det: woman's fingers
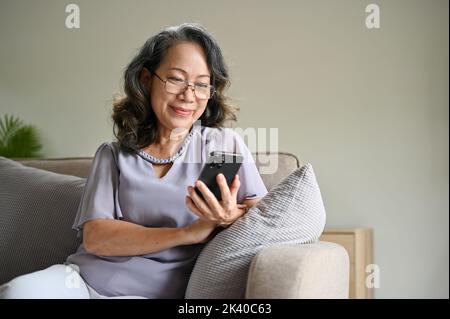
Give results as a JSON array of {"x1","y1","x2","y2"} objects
[
  {"x1": 185, "y1": 196, "x2": 216, "y2": 222},
  {"x1": 216, "y1": 174, "x2": 231, "y2": 204},
  {"x1": 229, "y1": 175, "x2": 240, "y2": 199},
  {"x1": 187, "y1": 185, "x2": 224, "y2": 223},
  {"x1": 194, "y1": 181, "x2": 222, "y2": 212},
  {"x1": 187, "y1": 186, "x2": 214, "y2": 218},
  {"x1": 185, "y1": 196, "x2": 203, "y2": 217},
  {"x1": 187, "y1": 174, "x2": 242, "y2": 225}
]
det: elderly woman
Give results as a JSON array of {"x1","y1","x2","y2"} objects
[{"x1": 0, "y1": 23, "x2": 267, "y2": 299}]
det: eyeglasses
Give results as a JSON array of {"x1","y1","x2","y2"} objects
[{"x1": 152, "y1": 72, "x2": 215, "y2": 100}]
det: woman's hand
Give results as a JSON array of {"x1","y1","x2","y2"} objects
[
  {"x1": 185, "y1": 174, "x2": 248, "y2": 226},
  {"x1": 183, "y1": 219, "x2": 219, "y2": 244}
]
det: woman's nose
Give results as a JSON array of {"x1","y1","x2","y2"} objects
[{"x1": 179, "y1": 85, "x2": 195, "y2": 102}]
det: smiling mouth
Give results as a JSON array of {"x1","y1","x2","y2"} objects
[{"x1": 170, "y1": 105, "x2": 194, "y2": 117}]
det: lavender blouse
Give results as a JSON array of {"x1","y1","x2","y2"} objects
[{"x1": 66, "y1": 125, "x2": 268, "y2": 298}]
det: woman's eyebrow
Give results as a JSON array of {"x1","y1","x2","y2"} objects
[{"x1": 167, "y1": 67, "x2": 210, "y2": 78}]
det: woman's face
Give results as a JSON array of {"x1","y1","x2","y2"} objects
[{"x1": 147, "y1": 42, "x2": 211, "y2": 132}]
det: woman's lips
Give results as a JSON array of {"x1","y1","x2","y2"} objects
[{"x1": 170, "y1": 105, "x2": 193, "y2": 117}]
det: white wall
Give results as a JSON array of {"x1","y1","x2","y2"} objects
[{"x1": 0, "y1": 0, "x2": 448, "y2": 298}]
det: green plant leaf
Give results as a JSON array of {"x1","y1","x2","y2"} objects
[
  {"x1": 0, "y1": 114, "x2": 42, "y2": 158},
  {"x1": 0, "y1": 114, "x2": 22, "y2": 145}
]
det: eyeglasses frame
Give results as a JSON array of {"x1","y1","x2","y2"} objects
[{"x1": 152, "y1": 72, "x2": 215, "y2": 100}]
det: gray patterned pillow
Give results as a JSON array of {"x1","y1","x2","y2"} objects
[
  {"x1": 0, "y1": 156, "x2": 84, "y2": 285},
  {"x1": 185, "y1": 163, "x2": 326, "y2": 299}
]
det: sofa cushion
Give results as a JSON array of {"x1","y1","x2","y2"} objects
[
  {"x1": 0, "y1": 156, "x2": 84, "y2": 285},
  {"x1": 185, "y1": 163, "x2": 327, "y2": 299}
]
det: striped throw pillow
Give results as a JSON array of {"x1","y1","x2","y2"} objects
[{"x1": 185, "y1": 163, "x2": 327, "y2": 299}]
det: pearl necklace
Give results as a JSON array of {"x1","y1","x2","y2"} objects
[{"x1": 138, "y1": 126, "x2": 197, "y2": 164}]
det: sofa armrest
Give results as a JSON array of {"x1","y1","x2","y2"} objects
[{"x1": 245, "y1": 241, "x2": 349, "y2": 299}]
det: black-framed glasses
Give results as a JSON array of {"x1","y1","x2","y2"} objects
[{"x1": 153, "y1": 72, "x2": 215, "y2": 100}]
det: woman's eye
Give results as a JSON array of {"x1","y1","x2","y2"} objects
[
  {"x1": 168, "y1": 77, "x2": 184, "y2": 83},
  {"x1": 195, "y1": 83, "x2": 209, "y2": 89}
]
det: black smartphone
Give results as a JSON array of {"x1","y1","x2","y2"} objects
[{"x1": 194, "y1": 151, "x2": 244, "y2": 201}]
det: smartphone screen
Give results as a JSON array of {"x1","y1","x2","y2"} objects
[{"x1": 194, "y1": 151, "x2": 243, "y2": 201}]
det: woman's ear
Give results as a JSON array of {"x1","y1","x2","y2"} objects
[{"x1": 139, "y1": 67, "x2": 152, "y2": 88}]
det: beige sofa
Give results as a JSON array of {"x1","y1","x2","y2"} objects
[{"x1": 10, "y1": 152, "x2": 349, "y2": 298}]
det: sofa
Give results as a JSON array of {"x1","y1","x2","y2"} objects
[{"x1": 0, "y1": 152, "x2": 349, "y2": 298}]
